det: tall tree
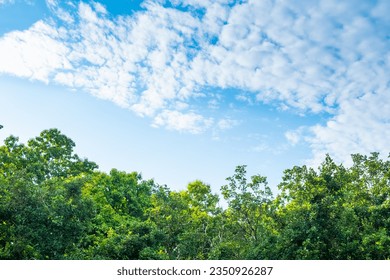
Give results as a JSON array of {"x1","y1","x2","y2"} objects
[
  {"x1": 149, "y1": 181, "x2": 221, "y2": 259},
  {"x1": 0, "y1": 129, "x2": 97, "y2": 259},
  {"x1": 274, "y1": 153, "x2": 390, "y2": 259},
  {"x1": 215, "y1": 165, "x2": 275, "y2": 259}
]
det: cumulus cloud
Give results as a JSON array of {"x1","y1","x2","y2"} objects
[
  {"x1": 217, "y1": 118, "x2": 240, "y2": 131},
  {"x1": 0, "y1": 21, "x2": 71, "y2": 82},
  {"x1": 307, "y1": 90, "x2": 390, "y2": 166},
  {"x1": 0, "y1": 0, "x2": 389, "y2": 161},
  {"x1": 152, "y1": 110, "x2": 213, "y2": 134},
  {"x1": 285, "y1": 130, "x2": 301, "y2": 146}
]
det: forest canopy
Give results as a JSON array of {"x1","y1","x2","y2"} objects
[{"x1": 0, "y1": 129, "x2": 389, "y2": 259}]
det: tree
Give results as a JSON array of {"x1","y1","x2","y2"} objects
[
  {"x1": 348, "y1": 153, "x2": 390, "y2": 259},
  {"x1": 177, "y1": 180, "x2": 221, "y2": 259},
  {"x1": 76, "y1": 170, "x2": 165, "y2": 260},
  {"x1": 215, "y1": 165, "x2": 275, "y2": 259},
  {"x1": 148, "y1": 181, "x2": 221, "y2": 259},
  {"x1": 148, "y1": 185, "x2": 191, "y2": 259},
  {"x1": 274, "y1": 153, "x2": 390, "y2": 259},
  {"x1": 0, "y1": 129, "x2": 97, "y2": 259},
  {"x1": 2, "y1": 128, "x2": 390, "y2": 260}
]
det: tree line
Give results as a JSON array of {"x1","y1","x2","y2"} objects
[{"x1": 0, "y1": 129, "x2": 389, "y2": 259}]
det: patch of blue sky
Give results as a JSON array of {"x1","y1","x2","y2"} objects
[
  {"x1": 0, "y1": 74, "x2": 310, "y2": 194},
  {"x1": 188, "y1": 86, "x2": 323, "y2": 162},
  {"x1": 0, "y1": 0, "x2": 50, "y2": 35},
  {"x1": 158, "y1": 0, "x2": 207, "y2": 14},
  {"x1": 0, "y1": 76, "x2": 258, "y2": 192},
  {"x1": 95, "y1": 0, "x2": 145, "y2": 17},
  {"x1": 192, "y1": 86, "x2": 327, "y2": 125}
]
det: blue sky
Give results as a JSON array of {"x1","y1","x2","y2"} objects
[{"x1": 0, "y1": 0, "x2": 389, "y2": 196}]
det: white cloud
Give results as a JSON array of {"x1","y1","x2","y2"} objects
[
  {"x1": 217, "y1": 118, "x2": 240, "y2": 130},
  {"x1": 285, "y1": 130, "x2": 301, "y2": 146},
  {"x1": 307, "y1": 90, "x2": 390, "y2": 166},
  {"x1": 152, "y1": 110, "x2": 213, "y2": 134},
  {"x1": 0, "y1": 21, "x2": 70, "y2": 83}
]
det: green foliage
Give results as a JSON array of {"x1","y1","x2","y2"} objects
[
  {"x1": 1, "y1": 129, "x2": 390, "y2": 259},
  {"x1": 0, "y1": 129, "x2": 97, "y2": 259},
  {"x1": 273, "y1": 154, "x2": 390, "y2": 259},
  {"x1": 148, "y1": 181, "x2": 221, "y2": 259},
  {"x1": 216, "y1": 166, "x2": 276, "y2": 259}
]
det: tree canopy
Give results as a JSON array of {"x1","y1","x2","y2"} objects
[{"x1": 1, "y1": 129, "x2": 389, "y2": 259}]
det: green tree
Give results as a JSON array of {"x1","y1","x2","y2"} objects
[
  {"x1": 0, "y1": 129, "x2": 97, "y2": 259},
  {"x1": 274, "y1": 153, "x2": 390, "y2": 259},
  {"x1": 2, "y1": 128, "x2": 390, "y2": 260},
  {"x1": 74, "y1": 170, "x2": 164, "y2": 260},
  {"x1": 348, "y1": 153, "x2": 390, "y2": 259},
  {"x1": 214, "y1": 165, "x2": 275, "y2": 259},
  {"x1": 149, "y1": 181, "x2": 220, "y2": 259},
  {"x1": 178, "y1": 180, "x2": 220, "y2": 259}
]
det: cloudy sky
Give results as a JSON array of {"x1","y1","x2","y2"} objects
[{"x1": 0, "y1": 0, "x2": 389, "y2": 194}]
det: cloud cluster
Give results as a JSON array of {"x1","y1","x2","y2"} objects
[
  {"x1": 308, "y1": 90, "x2": 390, "y2": 166},
  {"x1": 0, "y1": 0, "x2": 389, "y2": 162},
  {"x1": 0, "y1": 21, "x2": 70, "y2": 82}
]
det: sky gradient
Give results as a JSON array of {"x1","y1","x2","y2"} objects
[{"x1": 1, "y1": 0, "x2": 389, "y2": 195}]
